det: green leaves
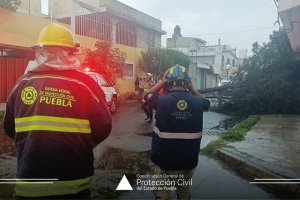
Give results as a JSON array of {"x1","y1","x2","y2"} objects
[
  {"x1": 137, "y1": 47, "x2": 190, "y2": 80},
  {"x1": 82, "y1": 39, "x2": 127, "y2": 94},
  {"x1": 229, "y1": 28, "x2": 300, "y2": 117},
  {"x1": 0, "y1": 0, "x2": 22, "y2": 12}
]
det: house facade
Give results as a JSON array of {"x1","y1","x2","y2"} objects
[
  {"x1": 167, "y1": 26, "x2": 238, "y2": 90},
  {"x1": 0, "y1": 0, "x2": 166, "y2": 102},
  {"x1": 278, "y1": 0, "x2": 300, "y2": 59}
]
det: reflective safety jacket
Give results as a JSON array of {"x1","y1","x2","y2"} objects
[
  {"x1": 3, "y1": 70, "x2": 112, "y2": 198},
  {"x1": 142, "y1": 81, "x2": 155, "y2": 102},
  {"x1": 144, "y1": 90, "x2": 210, "y2": 170}
]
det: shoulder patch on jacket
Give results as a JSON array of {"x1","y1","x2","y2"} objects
[{"x1": 146, "y1": 93, "x2": 153, "y2": 100}]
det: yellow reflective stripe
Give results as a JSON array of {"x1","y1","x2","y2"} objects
[
  {"x1": 15, "y1": 116, "x2": 89, "y2": 123},
  {"x1": 154, "y1": 126, "x2": 202, "y2": 139},
  {"x1": 142, "y1": 89, "x2": 149, "y2": 102},
  {"x1": 15, "y1": 116, "x2": 90, "y2": 134},
  {"x1": 182, "y1": 67, "x2": 186, "y2": 72},
  {"x1": 169, "y1": 67, "x2": 173, "y2": 74},
  {"x1": 15, "y1": 176, "x2": 92, "y2": 197}
]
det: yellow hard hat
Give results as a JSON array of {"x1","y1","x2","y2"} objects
[{"x1": 33, "y1": 23, "x2": 78, "y2": 49}]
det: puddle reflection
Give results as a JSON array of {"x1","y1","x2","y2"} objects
[
  {"x1": 94, "y1": 146, "x2": 152, "y2": 172},
  {"x1": 92, "y1": 146, "x2": 153, "y2": 199}
]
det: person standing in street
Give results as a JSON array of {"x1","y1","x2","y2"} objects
[
  {"x1": 3, "y1": 23, "x2": 112, "y2": 199},
  {"x1": 134, "y1": 76, "x2": 140, "y2": 95},
  {"x1": 139, "y1": 78, "x2": 144, "y2": 93},
  {"x1": 144, "y1": 64, "x2": 210, "y2": 200},
  {"x1": 141, "y1": 73, "x2": 155, "y2": 122}
]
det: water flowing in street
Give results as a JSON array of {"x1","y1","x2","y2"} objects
[{"x1": 0, "y1": 102, "x2": 278, "y2": 199}]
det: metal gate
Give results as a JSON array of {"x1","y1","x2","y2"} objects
[{"x1": 0, "y1": 57, "x2": 29, "y2": 103}]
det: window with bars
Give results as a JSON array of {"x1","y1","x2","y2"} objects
[
  {"x1": 148, "y1": 33, "x2": 155, "y2": 47},
  {"x1": 226, "y1": 58, "x2": 231, "y2": 65},
  {"x1": 197, "y1": 56, "x2": 215, "y2": 65},
  {"x1": 116, "y1": 22, "x2": 137, "y2": 47},
  {"x1": 123, "y1": 63, "x2": 134, "y2": 78},
  {"x1": 222, "y1": 55, "x2": 224, "y2": 68},
  {"x1": 75, "y1": 12, "x2": 112, "y2": 40}
]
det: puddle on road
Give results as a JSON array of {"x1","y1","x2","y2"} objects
[
  {"x1": 0, "y1": 115, "x2": 240, "y2": 199},
  {"x1": 94, "y1": 146, "x2": 151, "y2": 172},
  {"x1": 205, "y1": 117, "x2": 239, "y2": 133},
  {"x1": 92, "y1": 146, "x2": 153, "y2": 199},
  {"x1": 217, "y1": 117, "x2": 240, "y2": 130}
]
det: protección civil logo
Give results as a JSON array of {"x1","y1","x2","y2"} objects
[
  {"x1": 116, "y1": 174, "x2": 192, "y2": 191},
  {"x1": 136, "y1": 174, "x2": 192, "y2": 191}
]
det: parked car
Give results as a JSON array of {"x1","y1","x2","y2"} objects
[
  {"x1": 86, "y1": 71, "x2": 118, "y2": 114},
  {"x1": 218, "y1": 75, "x2": 234, "y2": 86}
]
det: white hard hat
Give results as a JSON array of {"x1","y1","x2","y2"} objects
[{"x1": 145, "y1": 73, "x2": 152, "y2": 77}]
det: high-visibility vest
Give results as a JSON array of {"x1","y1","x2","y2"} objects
[{"x1": 142, "y1": 88, "x2": 149, "y2": 102}]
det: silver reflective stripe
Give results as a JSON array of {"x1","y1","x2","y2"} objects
[{"x1": 154, "y1": 126, "x2": 202, "y2": 139}]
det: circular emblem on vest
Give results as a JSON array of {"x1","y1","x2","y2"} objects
[
  {"x1": 21, "y1": 86, "x2": 37, "y2": 105},
  {"x1": 177, "y1": 100, "x2": 188, "y2": 111}
]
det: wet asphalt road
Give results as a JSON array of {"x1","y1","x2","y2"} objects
[
  {"x1": 0, "y1": 101, "x2": 278, "y2": 199},
  {"x1": 90, "y1": 102, "x2": 277, "y2": 199}
]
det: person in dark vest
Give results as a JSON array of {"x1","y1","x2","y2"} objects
[{"x1": 144, "y1": 64, "x2": 210, "y2": 200}]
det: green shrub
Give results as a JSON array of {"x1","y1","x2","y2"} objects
[
  {"x1": 201, "y1": 139, "x2": 225, "y2": 156},
  {"x1": 200, "y1": 115, "x2": 260, "y2": 156},
  {"x1": 219, "y1": 129, "x2": 247, "y2": 142},
  {"x1": 219, "y1": 115, "x2": 260, "y2": 142},
  {"x1": 238, "y1": 115, "x2": 260, "y2": 128}
]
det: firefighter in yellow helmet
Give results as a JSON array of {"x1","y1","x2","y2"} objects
[
  {"x1": 141, "y1": 73, "x2": 155, "y2": 122},
  {"x1": 3, "y1": 23, "x2": 112, "y2": 199}
]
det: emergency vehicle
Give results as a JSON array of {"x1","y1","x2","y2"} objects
[{"x1": 86, "y1": 71, "x2": 118, "y2": 114}]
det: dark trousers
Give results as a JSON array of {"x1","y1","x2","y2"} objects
[{"x1": 141, "y1": 102, "x2": 153, "y2": 120}]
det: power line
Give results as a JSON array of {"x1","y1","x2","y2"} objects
[
  {"x1": 231, "y1": 34, "x2": 271, "y2": 46},
  {"x1": 70, "y1": 0, "x2": 277, "y2": 51},
  {"x1": 181, "y1": 27, "x2": 276, "y2": 37}
]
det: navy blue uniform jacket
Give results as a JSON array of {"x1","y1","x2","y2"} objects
[{"x1": 145, "y1": 90, "x2": 210, "y2": 170}]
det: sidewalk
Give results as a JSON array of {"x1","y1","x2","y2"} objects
[{"x1": 214, "y1": 115, "x2": 300, "y2": 197}]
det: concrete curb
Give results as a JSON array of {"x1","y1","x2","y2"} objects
[{"x1": 213, "y1": 147, "x2": 300, "y2": 198}]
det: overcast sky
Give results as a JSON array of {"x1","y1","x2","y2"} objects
[{"x1": 117, "y1": 0, "x2": 281, "y2": 57}]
